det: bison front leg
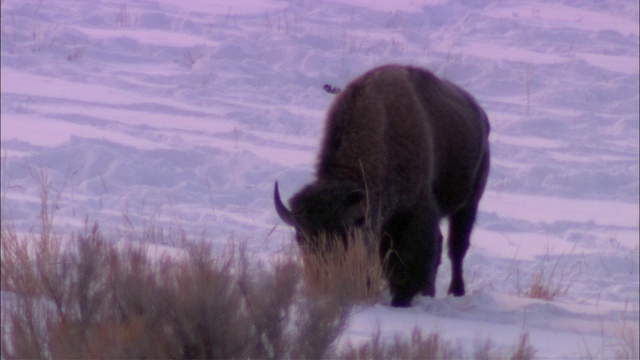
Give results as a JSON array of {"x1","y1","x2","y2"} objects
[{"x1": 382, "y1": 205, "x2": 441, "y2": 307}]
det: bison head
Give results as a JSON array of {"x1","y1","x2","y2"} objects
[{"x1": 274, "y1": 181, "x2": 366, "y2": 246}]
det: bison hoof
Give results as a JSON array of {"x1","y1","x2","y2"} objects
[
  {"x1": 391, "y1": 297, "x2": 412, "y2": 308},
  {"x1": 421, "y1": 285, "x2": 435, "y2": 297},
  {"x1": 447, "y1": 286, "x2": 465, "y2": 297}
]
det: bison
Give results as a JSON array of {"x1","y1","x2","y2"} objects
[{"x1": 274, "y1": 64, "x2": 490, "y2": 307}]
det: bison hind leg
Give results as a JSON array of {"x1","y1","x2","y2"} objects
[
  {"x1": 447, "y1": 205, "x2": 478, "y2": 296},
  {"x1": 448, "y1": 149, "x2": 489, "y2": 296}
]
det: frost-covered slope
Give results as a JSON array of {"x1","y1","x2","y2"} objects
[{"x1": 1, "y1": 0, "x2": 638, "y2": 358}]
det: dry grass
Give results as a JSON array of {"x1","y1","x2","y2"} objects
[
  {"x1": 298, "y1": 227, "x2": 385, "y2": 305},
  {"x1": 526, "y1": 270, "x2": 567, "y2": 301},
  {"x1": 341, "y1": 327, "x2": 462, "y2": 360},
  {"x1": 521, "y1": 245, "x2": 580, "y2": 301},
  {"x1": 0, "y1": 170, "x2": 351, "y2": 359},
  {"x1": 474, "y1": 332, "x2": 536, "y2": 360},
  {"x1": 1, "y1": 172, "x2": 547, "y2": 360},
  {"x1": 611, "y1": 312, "x2": 639, "y2": 360},
  {"x1": 0, "y1": 220, "x2": 351, "y2": 359},
  {"x1": 342, "y1": 327, "x2": 535, "y2": 360},
  {"x1": 579, "y1": 304, "x2": 639, "y2": 360}
]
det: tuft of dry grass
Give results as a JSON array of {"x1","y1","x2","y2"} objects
[
  {"x1": 522, "y1": 244, "x2": 581, "y2": 301},
  {"x1": 579, "y1": 304, "x2": 639, "y2": 360},
  {"x1": 341, "y1": 327, "x2": 462, "y2": 360},
  {"x1": 342, "y1": 327, "x2": 536, "y2": 360},
  {"x1": 474, "y1": 332, "x2": 536, "y2": 360},
  {"x1": 298, "y1": 227, "x2": 385, "y2": 305},
  {"x1": 611, "y1": 313, "x2": 639, "y2": 360},
  {"x1": 526, "y1": 270, "x2": 565, "y2": 301},
  {"x1": 510, "y1": 332, "x2": 537, "y2": 360}
]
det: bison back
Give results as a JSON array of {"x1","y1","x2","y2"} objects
[{"x1": 317, "y1": 65, "x2": 489, "y2": 217}]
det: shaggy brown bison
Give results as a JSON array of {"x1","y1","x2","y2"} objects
[{"x1": 275, "y1": 64, "x2": 490, "y2": 307}]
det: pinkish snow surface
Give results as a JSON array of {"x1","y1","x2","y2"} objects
[{"x1": 1, "y1": 0, "x2": 638, "y2": 358}]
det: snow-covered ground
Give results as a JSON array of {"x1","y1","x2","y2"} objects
[{"x1": 1, "y1": 0, "x2": 638, "y2": 358}]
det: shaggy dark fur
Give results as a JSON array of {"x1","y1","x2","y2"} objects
[{"x1": 275, "y1": 65, "x2": 490, "y2": 307}]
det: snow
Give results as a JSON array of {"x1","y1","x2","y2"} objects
[{"x1": 1, "y1": 0, "x2": 638, "y2": 358}]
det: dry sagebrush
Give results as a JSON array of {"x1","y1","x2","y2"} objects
[{"x1": 0, "y1": 221, "x2": 350, "y2": 359}]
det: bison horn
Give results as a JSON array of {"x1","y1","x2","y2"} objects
[{"x1": 274, "y1": 181, "x2": 295, "y2": 226}]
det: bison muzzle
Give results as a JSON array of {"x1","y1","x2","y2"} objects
[{"x1": 274, "y1": 64, "x2": 490, "y2": 307}]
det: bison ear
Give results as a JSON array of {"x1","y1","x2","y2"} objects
[{"x1": 345, "y1": 189, "x2": 365, "y2": 206}]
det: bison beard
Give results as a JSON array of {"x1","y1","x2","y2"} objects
[{"x1": 275, "y1": 64, "x2": 490, "y2": 307}]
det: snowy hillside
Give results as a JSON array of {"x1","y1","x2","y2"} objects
[{"x1": 1, "y1": 0, "x2": 638, "y2": 358}]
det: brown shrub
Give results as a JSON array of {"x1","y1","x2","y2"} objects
[{"x1": 0, "y1": 221, "x2": 350, "y2": 359}]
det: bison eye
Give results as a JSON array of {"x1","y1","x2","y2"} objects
[{"x1": 354, "y1": 216, "x2": 366, "y2": 227}]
